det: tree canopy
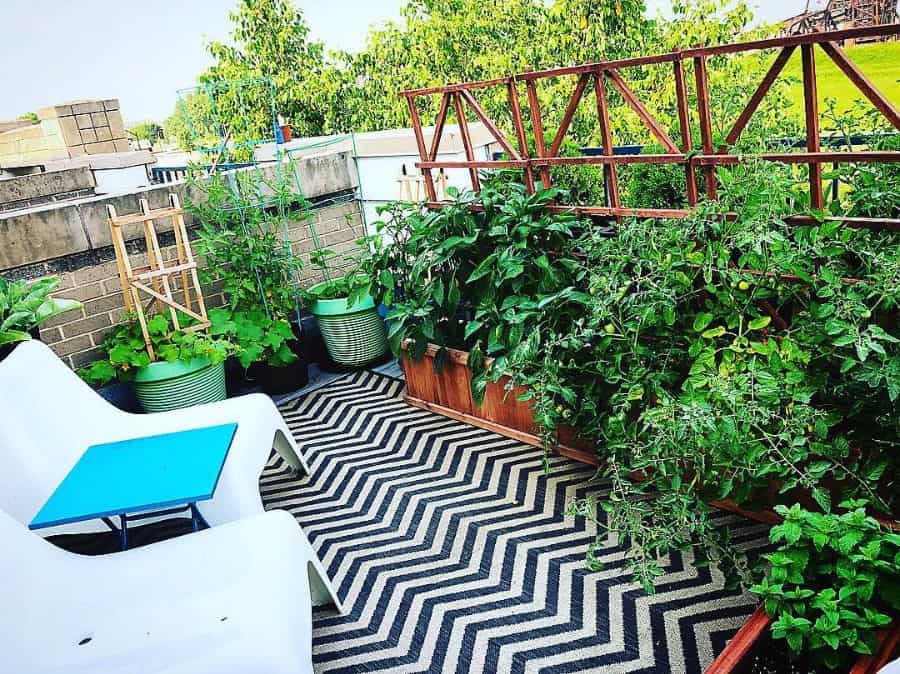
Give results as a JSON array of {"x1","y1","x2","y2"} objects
[{"x1": 166, "y1": 0, "x2": 791, "y2": 151}]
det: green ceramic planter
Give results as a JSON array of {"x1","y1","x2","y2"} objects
[
  {"x1": 308, "y1": 284, "x2": 389, "y2": 367},
  {"x1": 132, "y1": 357, "x2": 227, "y2": 413}
]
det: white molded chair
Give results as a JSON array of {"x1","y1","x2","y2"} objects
[
  {"x1": 1, "y1": 508, "x2": 330, "y2": 674},
  {"x1": 0, "y1": 340, "x2": 340, "y2": 609}
]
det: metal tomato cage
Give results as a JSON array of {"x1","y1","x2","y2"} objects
[{"x1": 175, "y1": 77, "x2": 307, "y2": 325}]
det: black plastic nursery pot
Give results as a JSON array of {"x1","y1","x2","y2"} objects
[
  {"x1": 255, "y1": 355, "x2": 309, "y2": 395},
  {"x1": 229, "y1": 336, "x2": 310, "y2": 397},
  {"x1": 0, "y1": 342, "x2": 18, "y2": 363}
]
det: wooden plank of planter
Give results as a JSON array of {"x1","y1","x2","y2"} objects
[
  {"x1": 850, "y1": 624, "x2": 900, "y2": 674},
  {"x1": 403, "y1": 394, "x2": 542, "y2": 447},
  {"x1": 705, "y1": 604, "x2": 771, "y2": 674},
  {"x1": 401, "y1": 342, "x2": 599, "y2": 465},
  {"x1": 399, "y1": 343, "x2": 900, "y2": 533},
  {"x1": 706, "y1": 611, "x2": 900, "y2": 674}
]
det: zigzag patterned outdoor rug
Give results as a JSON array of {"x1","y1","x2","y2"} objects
[{"x1": 266, "y1": 370, "x2": 770, "y2": 674}]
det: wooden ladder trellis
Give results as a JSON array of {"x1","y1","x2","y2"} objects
[
  {"x1": 398, "y1": 164, "x2": 449, "y2": 202},
  {"x1": 107, "y1": 193, "x2": 209, "y2": 361}
]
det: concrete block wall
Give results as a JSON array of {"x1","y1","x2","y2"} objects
[
  {"x1": 34, "y1": 198, "x2": 365, "y2": 370},
  {"x1": 0, "y1": 100, "x2": 129, "y2": 164},
  {"x1": 0, "y1": 151, "x2": 365, "y2": 371},
  {"x1": 0, "y1": 167, "x2": 96, "y2": 212}
]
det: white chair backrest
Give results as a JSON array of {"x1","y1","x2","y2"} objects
[{"x1": 0, "y1": 341, "x2": 116, "y2": 523}]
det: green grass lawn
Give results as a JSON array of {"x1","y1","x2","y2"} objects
[{"x1": 779, "y1": 41, "x2": 900, "y2": 127}]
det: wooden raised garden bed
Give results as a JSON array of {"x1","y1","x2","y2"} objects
[
  {"x1": 706, "y1": 605, "x2": 900, "y2": 674},
  {"x1": 401, "y1": 342, "x2": 596, "y2": 465}
]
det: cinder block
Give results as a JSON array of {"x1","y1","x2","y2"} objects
[
  {"x1": 71, "y1": 101, "x2": 104, "y2": 115},
  {"x1": 41, "y1": 307, "x2": 84, "y2": 329},
  {"x1": 70, "y1": 346, "x2": 105, "y2": 370},
  {"x1": 59, "y1": 115, "x2": 81, "y2": 145},
  {"x1": 95, "y1": 127, "x2": 112, "y2": 141},
  {"x1": 56, "y1": 282, "x2": 105, "y2": 303},
  {"x1": 79, "y1": 128, "x2": 97, "y2": 143},
  {"x1": 37, "y1": 326, "x2": 64, "y2": 343},
  {"x1": 107, "y1": 110, "x2": 125, "y2": 137},
  {"x1": 76, "y1": 114, "x2": 93, "y2": 129},
  {"x1": 113, "y1": 139, "x2": 130, "y2": 152},
  {"x1": 90, "y1": 112, "x2": 108, "y2": 127},
  {"x1": 83, "y1": 293, "x2": 125, "y2": 315},
  {"x1": 67, "y1": 144, "x2": 87, "y2": 157},
  {"x1": 51, "y1": 334, "x2": 93, "y2": 357},
  {"x1": 102, "y1": 278, "x2": 126, "y2": 295},
  {"x1": 103, "y1": 99, "x2": 120, "y2": 111},
  {"x1": 72, "y1": 260, "x2": 119, "y2": 285},
  {"x1": 84, "y1": 140, "x2": 116, "y2": 154}
]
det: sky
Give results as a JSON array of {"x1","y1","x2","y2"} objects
[{"x1": 0, "y1": 0, "x2": 814, "y2": 126}]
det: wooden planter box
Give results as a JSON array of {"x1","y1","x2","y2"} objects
[
  {"x1": 706, "y1": 605, "x2": 899, "y2": 673},
  {"x1": 401, "y1": 342, "x2": 596, "y2": 465}
]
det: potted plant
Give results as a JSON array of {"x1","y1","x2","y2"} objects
[
  {"x1": 208, "y1": 307, "x2": 308, "y2": 395},
  {"x1": 80, "y1": 313, "x2": 234, "y2": 412},
  {"x1": 0, "y1": 276, "x2": 81, "y2": 361},
  {"x1": 304, "y1": 250, "x2": 389, "y2": 368}
]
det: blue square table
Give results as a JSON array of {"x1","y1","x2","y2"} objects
[{"x1": 30, "y1": 423, "x2": 237, "y2": 550}]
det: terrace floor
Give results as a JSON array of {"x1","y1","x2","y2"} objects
[
  {"x1": 50, "y1": 361, "x2": 769, "y2": 673},
  {"x1": 263, "y1": 368, "x2": 770, "y2": 673}
]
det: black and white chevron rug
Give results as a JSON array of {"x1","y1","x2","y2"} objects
[{"x1": 264, "y1": 370, "x2": 770, "y2": 674}]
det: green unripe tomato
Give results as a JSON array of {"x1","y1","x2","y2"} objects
[
  {"x1": 603, "y1": 323, "x2": 615, "y2": 334},
  {"x1": 738, "y1": 281, "x2": 750, "y2": 291}
]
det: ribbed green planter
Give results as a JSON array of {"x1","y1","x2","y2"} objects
[
  {"x1": 132, "y1": 357, "x2": 227, "y2": 413},
  {"x1": 308, "y1": 284, "x2": 389, "y2": 367}
]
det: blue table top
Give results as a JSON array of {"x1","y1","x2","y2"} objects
[{"x1": 30, "y1": 423, "x2": 237, "y2": 530}]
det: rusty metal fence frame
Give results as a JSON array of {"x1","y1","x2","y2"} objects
[{"x1": 400, "y1": 24, "x2": 900, "y2": 231}]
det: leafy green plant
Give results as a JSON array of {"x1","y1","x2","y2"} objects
[
  {"x1": 0, "y1": 277, "x2": 81, "y2": 346},
  {"x1": 300, "y1": 246, "x2": 374, "y2": 309},
  {"x1": 823, "y1": 100, "x2": 900, "y2": 219},
  {"x1": 621, "y1": 143, "x2": 691, "y2": 209},
  {"x1": 79, "y1": 313, "x2": 235, "y2": 386},
  {"x1": 369, "y1": 155, "x2": 897, "y2": 605},
  {"x1": 483, "y1": 158, "x2": 898, "y2": 590},
  {"x1": 751, "y1": 501, "x2": 900, "y2": 670},
  {"x1": 380, "y1": 182, "x2": 589, "y2": 399},
  {"x1": 208, "y1": 307, "x2": 297, "y2": 369}
]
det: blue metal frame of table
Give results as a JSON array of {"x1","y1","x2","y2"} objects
[{"x1": 100, "y1": 502, "x2": 210, "y2": 550}]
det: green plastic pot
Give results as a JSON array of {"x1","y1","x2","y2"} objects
[
  {"x1": 308, "y1": 284, "x2": 389, "y2": 367},
  {"x1": 132, "y1": 357, "x2": 227, "y2": 413}
]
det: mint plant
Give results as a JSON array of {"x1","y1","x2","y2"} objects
[{"x1": 751, "y1": 501, "x2": 900, "y2": 670}]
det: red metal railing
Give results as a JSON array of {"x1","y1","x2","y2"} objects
[{"x1": 400, "y1": 23, "x2": 900, "y2": 230}]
